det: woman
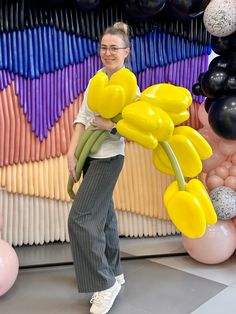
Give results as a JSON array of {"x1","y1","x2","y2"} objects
[{"x1": 67, "y1": 22, "x2": 135, "y2": 314}]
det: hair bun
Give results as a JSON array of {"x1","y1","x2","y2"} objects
[{"x1": 113, "y1": 22, "x2": 129, "y2": 35}]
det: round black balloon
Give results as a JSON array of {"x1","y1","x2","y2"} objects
[
  {"x1": 138, "y1": 0, "x2": 166, "y2": 15},
  {"x1": 211, "y1": 32, "x2": 236, "y2": 56},
  {"x1": 201, "y1": 67, "x2": 229, "y2": 98},
  {"x1": 192, "y1": 83, "x2": 204, "y2": 96},
  {"x1": 165, "y1": 0, "x2": 209, "y2": 20},
  {"x1": 224, "y1": 76, "x2": 236, "y2": 93},
  {"x1": 208, "y1": 95, "x2": 236, "y2": 139},
  {"x1": 208, "y1": 56, "x2": 230, "y2": 71},
  {"x1": 73, "y1": 0, "x2": 101, "y2": 11},
  {"x1": 204, "y1": 97, "x2": 215, "y2": 113},
  {"x1": 122, "y1": 0, "x2": 154, "y2": 22},
  {"x1": 209, "y1": 53, "x2": 236, "y2": 74}
]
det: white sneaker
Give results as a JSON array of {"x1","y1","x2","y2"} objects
[
  {"x1": 115, "y1": 274, "x2": 125, "y2": 285},
  {"x1": 90, "y1": 281, "x2": 121, "y2": 314}
]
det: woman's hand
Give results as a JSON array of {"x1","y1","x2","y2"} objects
[
  {"x1": 67, "y1": 153, "x2": 77, "y2": 182},
  {"x1": 90, "y1": 116, "x2": 114, "y2": 131}
]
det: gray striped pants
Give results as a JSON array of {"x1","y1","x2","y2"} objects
[{"x1": 68, "y1": 155, "x2": 124, "y2": 293}]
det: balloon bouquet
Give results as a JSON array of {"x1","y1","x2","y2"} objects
[
  {"x1": 0, "y1": 213, "x2": 19, "y2": 296},
  {"x1": 68, "y1": 67, "x2": 219, "y2": 248},
  {"x1": 190, "y1": 0, "x2": 236, "y2": 263}
]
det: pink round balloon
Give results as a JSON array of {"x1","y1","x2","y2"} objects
[
  {"x1": 0, "y1": 214, "x2": 3, "y2": 232},
  {"x1": 182, "y1": 220, "x2": 236, "y2": 264},
  {"x1": 206, "y1": 174, "x2": 224, "y2": 191},
  {"x1": 0, "y1": 240, "x2": 19, "y2": 296},
  {"x1": 225, "y1": 176, "x2": 236, "y2": 190},
  {"x1": 215, "y1": 166, "x2": 229, "y2": 179}
]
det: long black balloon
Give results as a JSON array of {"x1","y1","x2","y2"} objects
[{"x1": 0, "y1": 0, "x2": 211, "y2": 43}]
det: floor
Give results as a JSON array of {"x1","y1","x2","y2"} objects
[{"x1": 1, "y1": 236, "x2": 236, "y2": 314}]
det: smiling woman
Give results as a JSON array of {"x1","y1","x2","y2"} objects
[
  {"x1": 99, "y1": 23, "x2": 131, "y2": 77},
  {"x1": 67, "y1": 21, "x2": 138, "y2": 314}
]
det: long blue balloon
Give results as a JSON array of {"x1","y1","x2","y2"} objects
[{"x1": 0, "y1": 26, "x2": 211, "y2": 78}]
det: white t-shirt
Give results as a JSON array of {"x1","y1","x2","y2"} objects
[{"x1": 73, "y1": 68, "x2": 140, "y2": 159}]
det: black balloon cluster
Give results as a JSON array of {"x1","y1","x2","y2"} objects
[
  {"x1": 121, "y1": 0, "x2": 210, "y2": 22},
  {"x1": 192, "y1": 32, "x2": 236, "y2": 140}
]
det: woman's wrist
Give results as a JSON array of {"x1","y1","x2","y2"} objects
[
  {"x1": 109, "y1": 123, "x2": 117, "y2": 134},
  {"x1": 108, "y1": 122, "x2": 115, "y2": 130}
]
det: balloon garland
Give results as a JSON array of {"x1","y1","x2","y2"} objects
[{"x1": 189, "y1": 0, "x2": 236, "y2": 264}]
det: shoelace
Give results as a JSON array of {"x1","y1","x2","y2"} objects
[{"x1": 90, "y1": 291, "x2": 112, "y2": 304}]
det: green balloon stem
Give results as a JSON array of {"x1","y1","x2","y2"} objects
[{"x1": 160, "y1": 141, "x2": 186, "y2": 191}]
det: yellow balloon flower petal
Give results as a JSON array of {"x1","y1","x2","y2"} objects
[
  {"x1": 174, "y1": 126, "x2": 212, "y2": 159},
  {"x1": 109, "y1": 68, "x2": 137, "y2": 106},
  {"x1": 87, "y1": 72, "x2": 108, "y2": 112},
  {"x1": 153, "y1": 135, "x2": 202, "y2": 177},
  {"x1": 166, "y1": 190, "x2": 206, "y2": 238},
  {"x1": 122, "y1": 101, "x2": 174, "y2": 137},
  {"x1": 186, "y1": 179, "x2": 217, "y2": 224},
  {"x1": 117, "y1": 119, "x2": 158, "y2": 149},
  {"x1": 152, "y1": 150, "x2": 174, "y2": 175},
  {"x1": 122, "y1": 101, "x2": 162, "y2": 131},
  {"x1": 163, "y1": 180, "x2": 179, "y2": 207},
  {"x1": 98, "y1": 85, "x2": 125, "y2": 118},
  {"x1": 140, "y1": 83, "x2": 192, "y2": 113},
  {"x1": 166, "y1": 110, "x2": 190, "y2": 125},
  {"x1": 168, "y1": 135, "x2": 202, "y2": 177}
]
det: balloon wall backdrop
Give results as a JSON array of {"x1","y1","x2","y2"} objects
[{"x1": 0, "y1": 0, "x2": 215, "y2": 253}]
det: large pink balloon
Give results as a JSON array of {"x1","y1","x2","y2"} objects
[
  {"x1": 182, "y1": 220, "x2": 236, "y2": 264},
  {"x1": 0, "y1": 240, "x2": 19, "y2": 296},
  {"x1": 0, "y1": 214, "x2": 3, "y2": 231}
]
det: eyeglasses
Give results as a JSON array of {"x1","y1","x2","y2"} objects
[{"x1": 99, "y1": 46, "x2": 128, "y2": 54}]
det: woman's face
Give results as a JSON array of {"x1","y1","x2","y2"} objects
[{"x1": 100, "y1": 34, "x2": 130, "y2": 74}]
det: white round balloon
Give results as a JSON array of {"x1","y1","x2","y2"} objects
[{"x1": 203, "y1": 0, "x2": 236, "y2": 37}]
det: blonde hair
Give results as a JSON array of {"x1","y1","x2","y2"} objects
[{"x1": 101, "y1": 22, "x2": 131, "y2": 48}]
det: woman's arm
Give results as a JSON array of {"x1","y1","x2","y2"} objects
[{"x1": 67, "y1": 123, "x2": 85, "y2": 182}]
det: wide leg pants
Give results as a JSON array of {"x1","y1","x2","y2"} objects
[{"x1": 68, "y1": 155, "x2": 124, "y2": 293}]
